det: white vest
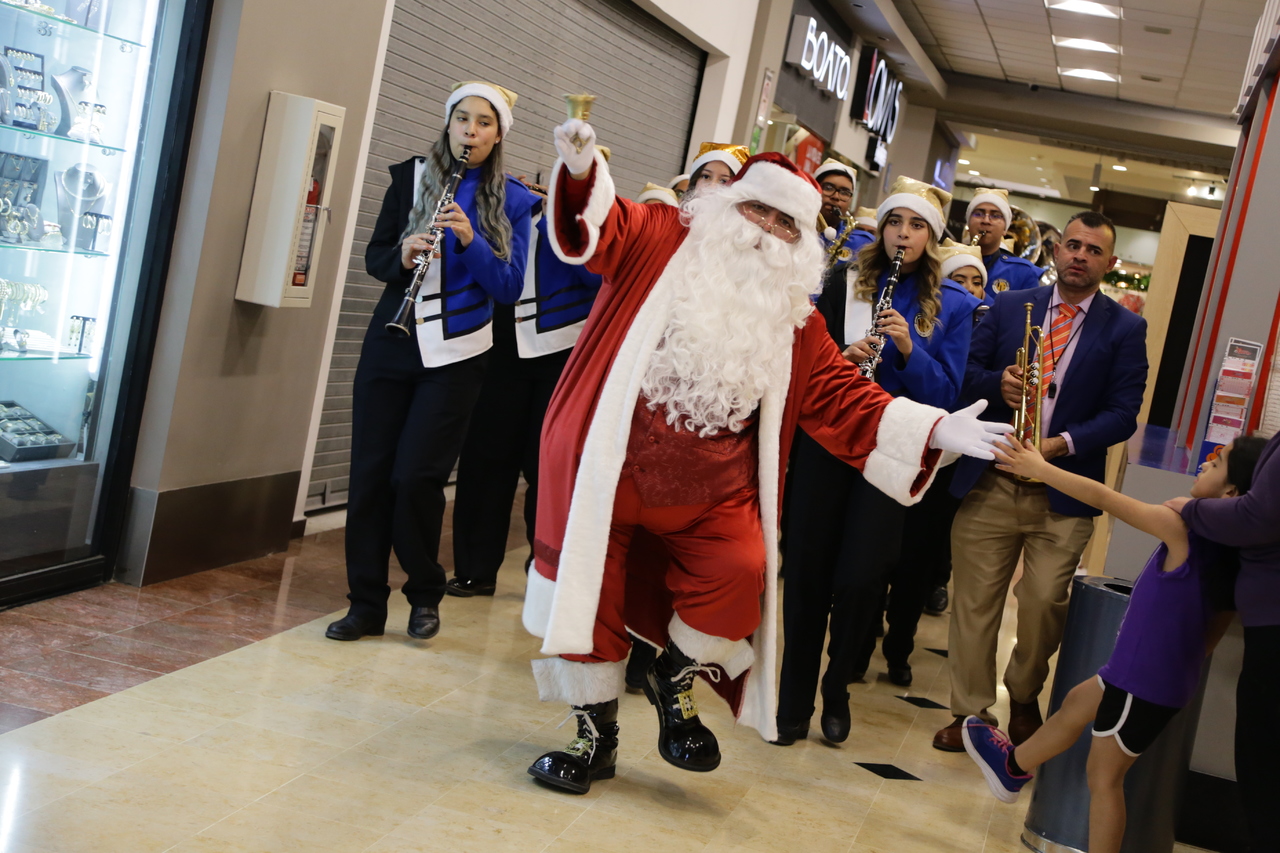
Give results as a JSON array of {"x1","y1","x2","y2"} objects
[{"x1": 514, "y1": 213, "x2": 589, "y2": 359}]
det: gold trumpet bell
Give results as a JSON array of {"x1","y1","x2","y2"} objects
[{"x1": 563, "y1": 94, "x2": 596, "y2": 153}]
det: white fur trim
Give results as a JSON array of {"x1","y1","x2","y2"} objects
[
  {"x1": 689, "y1": 151, "x2": 742, "y2": 177},
  {"x1": 965, "y1": 191, "x2": 1012, "y2": 228},
  {"x1": 667, "y1": 173, "x2": 690, "y2": 189},
  {"x1": 814, "y1": 161, "x2": 857, "y2": 184},
  {"x1": 862, "y1": 397, "x2": 947, "y2": 506},
  {"x1": 734, "y1": 162, "x2": 822, "y2": 234},
  {"x1": 668, "y1": 613, "x2": 755, "y2": 680},
  {"x1": 941, "y1": 254, "x2": 987, "y2": 284},
  {"x1": 445, "y1": 83, "x2": 513, "y2": 137},
  {"x1": 531, "y1": 658, "x2": 624, "y2": 705},
  {"x1": 877, "y1": 193, "x2": 944, "y2": 239},
  {"x1": 637, "y1": 187, "x2": 679, "y2": 206},
  {"x1": 546, "y1": 150, "x2": 615, "y2": 267},
  {"x1": 522, "y1": 566, "x2": 556, "y2": 638}
]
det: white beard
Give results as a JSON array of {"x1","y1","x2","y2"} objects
[{"x1": 640, "y1": 187, "x2": 824, "y2": 436}]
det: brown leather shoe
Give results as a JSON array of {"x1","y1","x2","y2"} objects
[
  {"x1": 932, "y1": 717, "x2": 966, "y2": 752},
  {"x1": 1008, "y1": 698, "x2": 1043, "y2": 746}
]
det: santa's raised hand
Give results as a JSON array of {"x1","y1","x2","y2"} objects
[
  {"x1": 553, "y1": 119, "x2": 596, "y2": 177},
  {"x1": 929, "y1": 400, "x2": 1013, "y2": 460}
]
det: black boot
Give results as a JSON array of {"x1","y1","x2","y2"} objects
[
  {"x1": 624, "y1": 641, "x2": 657, "y2": 695},
  {"x1": 643, "y1": 641, "x2": 721, "y2": 772},
  {"x1": 527, "y1": 700, "x2": 619, "y2": 794}
]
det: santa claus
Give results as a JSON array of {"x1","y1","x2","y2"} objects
[{"x1": 522, "y1": 118, "x2": 1008, "y2": 794}]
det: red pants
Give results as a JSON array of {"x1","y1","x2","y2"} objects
[{"x1": 563, "y1": 475, "x2": 766, "y2": 664}]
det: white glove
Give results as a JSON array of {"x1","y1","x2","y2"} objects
[
  {"x1": 929, "y1": 400, "x2": 1013, "y2": 461},
  {"x1": 553, "y1": 119, "x2": 597, "y2": 175}
]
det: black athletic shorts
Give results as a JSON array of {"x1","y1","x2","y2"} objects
[{"x1": 1092, "y1": 675, "x2": 1182, "y2": 756}]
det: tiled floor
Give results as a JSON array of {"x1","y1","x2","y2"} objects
[{"x1": 0, "y1": 522, "x2": 1210, "y2": 852}]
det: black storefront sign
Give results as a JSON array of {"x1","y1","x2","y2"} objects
[{"x1": 851, "y1": 48, "x2": 902, "y2": 170}]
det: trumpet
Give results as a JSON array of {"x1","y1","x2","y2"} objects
[
  {"x1": 1011, "y1": 302, "x2": 1046, "y2": 481},
  {"x1": 859, "y1": 246, "x2": 905, "y2": 381},
  {"x1": 386, "y1": 146, "x2": 473, "y2": 336}
]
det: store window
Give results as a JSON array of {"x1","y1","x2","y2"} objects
[{"x1": 0, "y1": 0, "x2": 197, "y2": 594}]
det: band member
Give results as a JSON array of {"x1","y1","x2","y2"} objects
[
  {"x1": 326, "y1": 81, "x2": 538, "y2": 642},
  {"x1": 668, "y1": 174, "x2": 690, "y2": 199},
  {"x1": 966, "y1": 188, "x2": 1042, "y2": 304},
  {"x1": 853, "y1": 206, "x2": 879, "y2": 235},
  {"x1": 814, "y1": 159, "x2": 873, "y2": 258},
  {"x1": 448, "y1": 163, "x2": 605, "y2": 597},
  {"x1": 684, "y1": 143, "x2": 749, "y2": 199},
  {"x1": 776, "y1": 177, "x2": 980, "y2": 744},
  {"x1": 521, "y1": 120, "x2": 1007, "y2": 794},
  {"x1": 934, "y1": 210, "x2": 1148, "y2": 751},
  {"x1": 637, "y1": 182, "x2": 680, "y2": 206}
]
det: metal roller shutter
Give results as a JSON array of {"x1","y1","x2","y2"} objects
[{"x1": 307, "y1": 0, "x2": 705, "y2": 510}]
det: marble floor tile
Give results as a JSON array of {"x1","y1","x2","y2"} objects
[
  {"x1": 3, "y1": 650, "x2": 159, "y2": 693},
  {"x1": 0, "y1": 668, "x2": 109, "y2": 714},
  {"x1": 112, "y1": 619, "x2": 255, "y2": 657},
  {"x1": 64, "y1": 633, "x2": 211, "y2": 673},
  {"x1": 0, "y1": 702, "x2": 48, "y2": 734},
  {"x1": 196, "y1": 801, "x2": 383, "y2": 853},
  {"x1": 0, "y1": 611, "x2": 103, "y2": 665}
]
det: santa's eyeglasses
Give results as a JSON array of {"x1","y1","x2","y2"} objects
[{"x1": 737, "y1": 201, "x2": 801, "y2": 243}]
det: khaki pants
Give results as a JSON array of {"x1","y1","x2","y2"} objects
[{"x1": 948, "y1": 469, "x2": 1094, "y2": 723}]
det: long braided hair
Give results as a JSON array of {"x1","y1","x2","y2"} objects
[
  {"x1": 854, "y1": 225, "x2": 944, "y2": 337},
  {"x1": 402, "y1": 117, "x2": 513, "y2": 261}
]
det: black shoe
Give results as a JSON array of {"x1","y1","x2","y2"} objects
[
  {"x1": 888, "y1": 663, "x2": 913, "y2": 687},
  {"x1": 643, "y1": 641, "x2": 721, "y2": 772},
  {"x1": 820, "y1": 691, "x2": 851, "y2": 743},
  {"x1": 528, "y1": 700, "x2": 619, "y2": 794},
  {"x1": 406, "y1": 605, "x2": 440, "y2": 639},
  {"x1": 924, "y1": 585, "x2": 949, "y2": 616},
  {"x1": 846, "y1": 670, "x2": 866, "y2": 685},
  {"x1": 444, "y1": 577, "x2": 496, "y2": 598},
  {"x1": 771, "y1": 718, "x2": 810, "y2": 746},
  {"x1": 324, "y1": 611, "x2": 385, "y2": 641}
]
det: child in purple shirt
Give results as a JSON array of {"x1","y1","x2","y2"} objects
[{"x1": 961, "y1": 434, "x2": 1264, "y2": 853}]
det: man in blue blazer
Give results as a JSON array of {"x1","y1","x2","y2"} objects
[{"x1": 933, "y1": 210, "x2": 1148, "y2": 752}]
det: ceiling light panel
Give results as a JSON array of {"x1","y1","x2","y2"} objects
[
  {"x1": 1053, "y1": 36, "x2": 1120, "y2": 53},
  {"x1": 1045, "y1": 0, "x2": 1120, "y2": 18},
  {"x1": 1060, "y1": 67, "x2": 1120, "y2": 81}
]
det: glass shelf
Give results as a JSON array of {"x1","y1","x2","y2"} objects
[
  {"x1": 0, "y1": 123, "x2": 124, "y2": 153},
  {"x1": 0, "y1": 2, "x2": 146, "y2": 48},
  {"x1": 0, "y1": 349, "x2": 90, "y2": 360},
  {"x1": 0, "y1": 241, "x2": 105, "y2": 257}
]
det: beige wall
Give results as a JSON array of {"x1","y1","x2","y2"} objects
[{"x1": 132, "y1": 0, "x2": 394, "y2": 494}]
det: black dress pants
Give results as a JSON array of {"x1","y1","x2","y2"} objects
[
  {"x1": 452, "y1": 343, "x2": 571, "y2": 583},
  {"x1": 344, "y1": 329, "x2": 488, "y2": 620},
  {"x1": 1237, "y1": 624, "x2": 1280, "y2": 852},
  {"x1": 777, "y1": 430, "x2": 904, "y2": 723}
]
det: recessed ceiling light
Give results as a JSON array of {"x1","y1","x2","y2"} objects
[
  {"x1": 1036, "y1": 166, "x2": 1044, "y2": 171},
  {"x1": 968, "y1": 170, "x2": 981, "y2": 176},
  {"x1": 1187, "y1": 186, "x2": 1198, "y2": 195},
  {"x1": 1089, "y1": 186, "x2": 1100, "y2": 191},
  {"x1": 1060, "y1": 68, "x2": 1119, "y2": 82},
  {"x1": 958, "y1": 159, "x2": 970, "y2": 165},
  {"x1": 1112, "y1": 164, "x2": 1127, "y2": 171},
  {"x1": 1053, "y1": 36, "x2": 1120, "y2": 53},
  {"x1": 1046, "y1": 0, "x2": 1120, "y2": 18}
]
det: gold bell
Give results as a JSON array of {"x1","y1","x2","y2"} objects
[{"x1": 564, "y1": 94, "x2": 596, "y2": 153}]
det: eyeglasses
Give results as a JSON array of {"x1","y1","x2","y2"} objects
[
  {"x1": 820, "y1": 181, "x2": 853, "y2": 201},
  {"x1": 971, "y1": 210, "x2": 1006, "y2": 222},
  {"x1": 737, "y1": 201, "x2": 801, "y2": 243}
]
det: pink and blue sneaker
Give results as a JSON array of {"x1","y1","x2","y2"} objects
[{"x1": 961, "y1": 715, "x2": 1033, "y2": 803}]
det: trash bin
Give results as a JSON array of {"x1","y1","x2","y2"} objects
[{"x1": 1022, "y1": 575, "x2": 1202, "y2": 853}]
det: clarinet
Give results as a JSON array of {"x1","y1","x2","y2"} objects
[
  {"x1": 386, "y1": 145, "x2": 473, "y2": 336},
  {"x1": 858, "y1": 246, "x2": 905, "y2": 381}
]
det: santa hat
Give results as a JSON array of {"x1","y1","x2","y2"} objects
[
  {"x1": 636, "y1": 182, "x2": 679, "y2": 206},
  {"x1": 445, "y1": 80, "x2": 518, "y2": 137},
  {"x1": 965, "y1": 187, "x2": 1012, "y2": 226},
  {"x1": 813, "y1": 158, "x2": 857, "y2": 185},
  {"x1": 854, "y1": 206, "x2": 878, "y2": 229},
  {"x1": 939, "y1": 238, "x2": 987, "y2": 285},
  {"x1": 667, "y1": 174, "x2": 689, "y2": 189},
  {"x1": 688, "y1": 142, "x2": 750, "y2": 177},
  {"x1": 729, "y1": 152, "x2": 822, "y2": 230},
  {"x1": 877, "y1": 176, "x2": 951, "y2": 238}
]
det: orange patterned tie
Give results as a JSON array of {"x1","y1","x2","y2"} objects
[{"x1": 1023, "y1": 303, "x2": 1079, "y2": 441}]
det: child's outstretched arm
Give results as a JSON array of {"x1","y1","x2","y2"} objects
[{"x1": 993, "y1": 437, "x2": 1189, "y2": 566}]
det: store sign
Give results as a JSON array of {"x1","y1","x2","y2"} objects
[
  {"x1": 784, "y1": 15, "x2": 852, "y2": 100},
  {"x1": 859, "y1": 50, "x2": 902, "y2": 143}
]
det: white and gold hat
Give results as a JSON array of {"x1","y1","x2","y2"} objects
[
  {"x1": 876, "y1": 176, "x2": 951, "y2": 238},
  {"x1": 667, "y1": 174, "x2": 690, "y2": 189},
  {"x1": 853, "y1": 206, "x2": 878, "y2": 229},
  {"x1": 688, "y1": 142, "x2": 751, "y2": 177},
  {"x1": 939, "y1": 238, "x2": 987, "y2": 285},
  {"x1": 813, "y1": 158, "x2": 857, "y2": 184},
  {"x1": 965, "y1": 187, "x2": 1012, "y2": 227},
  {"x1": 636, "y1": 182, "x2": 679, "y2": 206},
  {"x1": 445, "y1": 80, "x2": 518, "y2": 136}
]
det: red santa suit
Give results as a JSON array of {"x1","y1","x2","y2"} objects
[{"x1": 522, "y1": 151, "x2": 951, "y2": 742}]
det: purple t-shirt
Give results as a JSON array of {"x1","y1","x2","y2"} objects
[{"x1": 1097, "y1": 532, "x2": 1217, "y2": 708}]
